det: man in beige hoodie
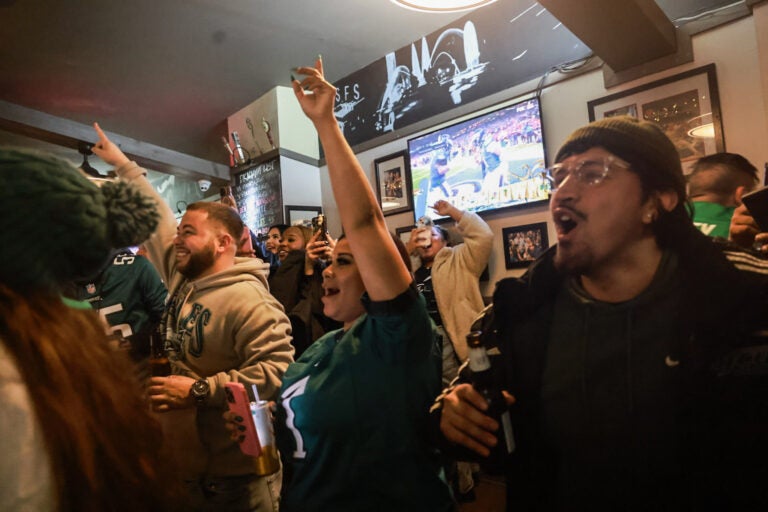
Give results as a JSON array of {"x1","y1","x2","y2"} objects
[{"x1": 92, "y1": 123, "x2": 293, "y2": 511}]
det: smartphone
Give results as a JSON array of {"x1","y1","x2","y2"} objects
[
  {"x1": 416, "y1": 215, "x2": 433, "y2": 229},
  {"x1": 741, "y1": 186, "x2": 768, "y2": 232},
  {"x1": 311, "y1": 214, "x2": 328, "y2": 242},
  {"x1": 224, "y1": 382, "x2": 262, "y2": 457}
]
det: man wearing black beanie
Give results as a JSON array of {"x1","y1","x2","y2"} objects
[{"x1": 437, "y1": 116, "x2": 768, "y2": 510}]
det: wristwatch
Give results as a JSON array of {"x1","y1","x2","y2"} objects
[{"x1": 190, "y1": 379, "x2": 210, "y2": 405}]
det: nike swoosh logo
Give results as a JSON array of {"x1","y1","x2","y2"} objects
[{"x1": 665, "y1": 356, "x2": 680, "y2": 367}]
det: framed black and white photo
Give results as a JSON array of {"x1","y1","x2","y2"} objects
[
  {"x1": 373, "y1": 150, "x2": 414, "y2": 216},
  {"x1": 502, "y1": 222, "x2": 549, "y2": 270},
  {"x1": 284, "y1": 205, "x2": 322, "y2": 227},
  {"x1": 588, "y1": 64, "x2": 724, "y2": 174}
]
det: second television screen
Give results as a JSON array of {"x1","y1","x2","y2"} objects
[{"x1": 408, "y1": 97, "x2": 550, "y2": 222}]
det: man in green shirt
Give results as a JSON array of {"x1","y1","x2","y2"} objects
[
  {"x1": 77, "y1": 248, "x2": 167, "y2": 362},
  {"x1": 688, "y1": 152, "x2": 758, "y2": 238}
]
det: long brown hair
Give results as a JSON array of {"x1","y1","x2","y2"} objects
[{"x1": 0, "y1": 285, "x2": 179, "y2": 511}]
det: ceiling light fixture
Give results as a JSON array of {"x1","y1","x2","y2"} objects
[{"x1": 390, "y1": 0, "x2": 497, "y2": 13}]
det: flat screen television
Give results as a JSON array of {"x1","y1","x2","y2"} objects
[{"x1": 407, "y1": 97, "x2": 550, "y2": 222}]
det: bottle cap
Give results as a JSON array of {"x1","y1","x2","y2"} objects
[{"x1": 466, "y1": 330, "x2": 482, "y2": 346}]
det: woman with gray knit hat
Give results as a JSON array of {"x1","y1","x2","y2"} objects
[{"x1": 0, "y1": 147, "x2": 179, "y2": 511}]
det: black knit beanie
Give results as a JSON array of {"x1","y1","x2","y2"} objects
[
  {"x1": 555, "y1": 115, "x2": 686, "y2": 203},
  {"x1": 0, "y1": 147, "x2": 160, "y2": 291}
]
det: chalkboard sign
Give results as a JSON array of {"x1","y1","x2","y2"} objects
[{"x1": 232, "y1": 157, "x2": 283, "y2": 234}]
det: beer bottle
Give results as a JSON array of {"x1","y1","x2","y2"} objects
[
  {"x1": 149, "y1": 324, "x2": 171, "y2": 377},
  {"x1": 231, "y1": 131, "x2": 248, "y2": 166},
  {"x1": 466, "y1": 330, "x2": 514, "y2": 474}
]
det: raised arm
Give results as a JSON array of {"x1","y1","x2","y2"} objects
[
  {"x1": 432, "y1": 199, "x2": 493, "y2": 276},
  {"x1": 291, "y1": 58, "x2": 411, "y2": 301},
  {"x1": 90, "y1": 122, "x2": 178, "y2": 282}
]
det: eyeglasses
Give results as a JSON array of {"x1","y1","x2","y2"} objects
[{"x1": 545, "y1": 156, "x2": 631, "y2": 190}]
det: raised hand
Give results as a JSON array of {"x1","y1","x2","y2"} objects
[
  {"x1": 291, "y1": 56, "x2": 336, "y2": 124},
  {"x1": 408, "y1": 227, "x2": 432, "y2": 253},
  {"x1": 729, "y1": 202, "x2": 765, "y2": 250},
  {"x1": 430, "y1": 199, "x2": 462, "y2": 221},
  {"x1": 305, "y1": 229, "x2": 334, "y2": 273},
  {"x1": 91, "y1": 122, "x2": 130, "y2": 168}
]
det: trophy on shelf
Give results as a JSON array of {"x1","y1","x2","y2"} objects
[
  {"x1": 245, "y1": 117, "x2": 264, "y2": 157},
  {"x1": 230, "y1": 131, "x2": 250, "y2": 166},
  {"x1": 262, "y1": 117, "x2": 276, "y2": 150},
  {"x1": 221, "y1": 136, "x2": 235, "y2": 167}
]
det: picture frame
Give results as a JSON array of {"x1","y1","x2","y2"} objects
[
  {"x1": 502, "y1": 222, "x2": 549, "y2": 270},
  {"x1": 284, "y1": 205, "x2": 322, "y2": 227},
  {"x1": 395, "y1": 225, "x2": 414, "y2": 246},
  {"x1": 587, "y1": 63, "x2": 724, "y2": 174},
  {"x1": 373, "y1": 150, "x2": 414, "y2": 216}
]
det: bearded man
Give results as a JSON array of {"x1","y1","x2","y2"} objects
[
  {"x1": 436, "y1": 116, "x2": 768, "y2": 510},
  {"x1": 92, "y1": 122, "x2": 293, "y2": 511}
]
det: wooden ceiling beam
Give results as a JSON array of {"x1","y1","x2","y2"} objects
[
  {"x1": 539, "y1": 0, "x2": 677, "y2": 72},
  {"x1": 0, "y1": 100, "x2": 230, "y2": 184}
]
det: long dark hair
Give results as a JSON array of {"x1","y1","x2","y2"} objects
[
  {"x1": 337, "y1": 232, "x2": 412, "y2": 272},
  {"x1": 0, "y1": 285, "x2": 179, "y2": 511}
]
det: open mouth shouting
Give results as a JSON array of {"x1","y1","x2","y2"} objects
[
  {"x1": 553, "y1": 207, "x2": 582, "y2": 239},
  {"x1": 322, "y1": 284, "x2": 340, "y2": 302}
]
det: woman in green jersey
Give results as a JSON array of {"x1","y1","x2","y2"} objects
[
  {"x1": 228, "y1": 58, "x2": 455, "y2": 512},
  {"x1": 276, "y1": 57, "x2": 453, "y2": 512}
]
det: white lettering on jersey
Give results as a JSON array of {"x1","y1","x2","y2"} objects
[
  {"x1": 281, "y1": 376, "x2": 310, "y2": 458},
  {"x1": 99, "y1": 303, "x2": 132, "y2": 338},
  {"x1": 694, "y1": 222, "x2": 717, "y2": 236}
]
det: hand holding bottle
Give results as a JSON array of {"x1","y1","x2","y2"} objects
[
  {"x1": 440, "y1": 383, "x2": 505, "y2": 457},
  {"x1": 440, "y1": 332, "x2": 516, "y2": 469},
  {"x1": 464, "y1": 331, "x2": 515, "y2": 473}
]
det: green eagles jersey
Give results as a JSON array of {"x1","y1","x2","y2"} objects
[
  {"x1": 78, "y1": 252, "x2": 167, "y2": 356},
  {"x1": 276, "y1": 286, "x2": 453, "y2": 512},
  {"x1": 691, "y1": 201, "x2": 735, "y2": 239}
]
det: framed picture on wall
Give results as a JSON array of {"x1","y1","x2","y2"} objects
[
  {"x1": 502, "y1": 222, "x2": 549, "y2": 270},
  {"x1": 395, "y1": 225, "x2": 414, "y2": 246},
  {"x1": 373, "y1": 150, "x2": 414, "y2": 216},
  {"x1": 284, "y1": 205, "x2": 322, "y2": 227},
  {"x1": 587, "y1": 64, "x2": 724, "y2": 174}
]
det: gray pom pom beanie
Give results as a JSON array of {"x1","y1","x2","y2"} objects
[{"x1": 0, "y1": 147, "x2": 160, "y2": 291}]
